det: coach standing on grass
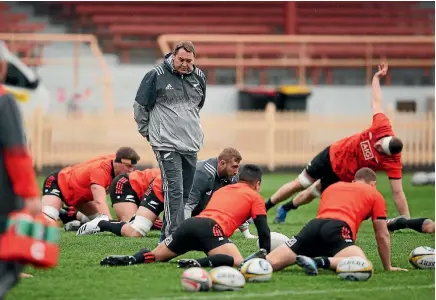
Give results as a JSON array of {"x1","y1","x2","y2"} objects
[{"x1": 133, "y1": 41, "x2": 207, "y2": 242}]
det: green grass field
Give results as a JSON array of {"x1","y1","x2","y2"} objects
[{"x1": 6, "y1": 173, "x2": 435, "y2": 300}]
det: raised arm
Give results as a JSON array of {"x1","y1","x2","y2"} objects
[{"x1": 371, "y1": 62, "x2": 388, "y2": 115}]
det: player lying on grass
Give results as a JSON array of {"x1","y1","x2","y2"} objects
[
  {"x1": 77, "y1": 149, "x2": 256, "y2": 238},
  {"x1": 99, "y1": 164, "x2": 270, "y2": 268},
  {"x1": 388, "y1": 216, "x2": 435, "y2": 234},
  {"x1": 41, "y1": 147, "x2": 140, "y2": 223},
  {"x1": 267, "y1": 62, "x2": 410, "y2": 224},
  {"x1": 264, "y1": 167, "x2": 407, "y2": 275}
]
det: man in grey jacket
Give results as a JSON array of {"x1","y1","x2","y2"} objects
[
  {"x1": 184, "y1": 148, "x2": 256, "y2": 239},
  {"x1": 133, "y1": 41, "x2": 206, "y2": 240}
]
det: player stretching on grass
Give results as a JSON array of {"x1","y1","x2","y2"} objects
[
  {"x1": 77, "y1": 149, "x2": 256, "y2": 239},
  {"x1": 41, "y1": 147, "x2": 140, "y2": 223},
  {"x1": 267, "y1": 62, "x2": 410, "y2": 223},
  {"x1": 264, "y1": 168, "x2": 407, "y2": 274},
  {"x1": 99, "y1": 164, "x2": 270, "y2": 268}
]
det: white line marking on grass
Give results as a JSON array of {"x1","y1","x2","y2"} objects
[{"x1": 137, "y1": 284, "x2": 435, "y2": 300}]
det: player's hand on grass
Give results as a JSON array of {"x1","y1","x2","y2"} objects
[
  {"x1": 24, "y1": 197, "x2": 42, "y2": 216},
  {"x1": 388, "y1": 266, "x2": 408, "y2": 272},
  {"x1": 374, "y1": 62, "x2": 388, "y2": 79}
]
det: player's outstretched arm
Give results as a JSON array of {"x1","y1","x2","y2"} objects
[
  {"x1": 184, "y1": 169, "x2": 210, "y2": 219},
  {"x1": 389, "y1": 179, "x2": 411, "y2": 219},
  {"x1": 253, "y1": 215, "x2": 271, "y2": 253},
  {"x1": 372, "y1": 219, "x2": 392, "y2": 270},
  {"x1": 372, "y1": 219, "x2": 407, "y2": 271},
  {"x1": 371, "y1": 62, "x2": 388, "y2": 115},
  {"x1": 91, "y1": 184, "x2": 112, "y2": 218}
]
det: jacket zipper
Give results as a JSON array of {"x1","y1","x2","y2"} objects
[{"x1": 180, "y1": 74, "x2": 189, "y2": 101}]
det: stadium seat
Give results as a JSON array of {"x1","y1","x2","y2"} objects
[{"x1": 1, "y1": 5, "x2": 46, "y2": 67}]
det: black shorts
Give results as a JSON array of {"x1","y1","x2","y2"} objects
[
  {"x1": 42, "y1": 171, "x2": 65, "y2": 201},
  {"x1": 286, "y1": 218, "x2": 354, "y2": 258},
  {"x1": 305, "y1": 146, "x2": 340, "y2": 192},
  {"x1": 109, "y1": 174, "x2": 140, "y2": 207},
  {"x1": 164, "y1": 217, "x2": 231, "y2": 255},
  {"x1": 139, "y1": 185, "x2": 164, "y2": 217}
]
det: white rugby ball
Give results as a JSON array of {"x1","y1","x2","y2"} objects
[
  {"x1": 409, "y1": 246, "x2": 435, "y2": 269},
  {"x1": 336, "y1": 256, "x2": 373, "y2": 281},
  {"x1": 411, "y1": 172, "x2": 429, "y2": 186},
  {"x1": 181, "y1": 267, "x2": 212, "y2": 292},
  {"x1": 256, "y1": 232, "x2": 289, "y2": 251},
  {"x1": 209, "y1": 266, "x2": 246, "y2": 291},
  {"x1": 240, "y1": 258, "x2": 273, "y2": 282}
]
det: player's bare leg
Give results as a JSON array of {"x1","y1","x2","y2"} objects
[
  {"x1": 274, "y1": 181, "x2": 320, "y2": 224},
  {"x1": 266, "y1": 243, "x2": 298, "y2": 271},
  {"x1": 178, "y1": 243, "x2": 244, "y2": 269},
  {"x1": 113, "y1": 202, "x2": 137, "y2": 222},
  {"x1": 41, "y1": 195, "x2": 63, "y2": 221},
  {"x1": 309, "y1": 245, "x2": 367, "y2": 271},
  {"x1": 265, "y1": 170, "x2": 316, "y2": 211},
  {"x1": 77, "y1": 206, "x2": 156, "y2": 237}
]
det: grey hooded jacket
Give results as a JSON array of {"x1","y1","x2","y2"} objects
[
  {"x1": 184, "y1": 157, "x2": 237, "y2": 219},
  {"x1": 133, "y1": 53, "x2": 206, "y2": 153}
]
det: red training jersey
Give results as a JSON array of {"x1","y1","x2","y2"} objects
[
  {"x1": 57, "y1": 155, "x2": 115, "y2": 206},
  {"x1": 197, "y1": 182, "x2": 267, "y2": 237},
  {"x1": 330, "y1": 113, "x2": 402, "y2": 182},
  {"x1": 317, "y1": 181, "x2": 387, "y2": 240}
]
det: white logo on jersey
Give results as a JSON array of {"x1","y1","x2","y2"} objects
[
  {"x1": 218, "y1": 237, "x2": 224, "y2": 241},
  {"x1": 165, "y1": 84, "x2": 174, "y2": 90},
  {"x1": 206, "y1": 190, "x2": 212, "y2": 196},
  {"x1": 360, "y1": 140, "x2": 374, "y2": 160}
]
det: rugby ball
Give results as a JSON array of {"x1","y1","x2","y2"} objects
[
  {"x1": 256, "y1": 232, "x2": 289, "y2": 251},
  {"x1": 209, "y1": 266, "x2": 246, "y2": 291},
  {"x1": 411, "y1": 172, "x2": 429, "y2": 186},
  {"x1": 336, "y1": 256, "x2": 373, "y2": 281},
  {"x1": 240, "y1": 258, "x2": 273, "y2": 282},
  {"x1": 409, "y1": 246, "x2": 435, "y2": 269},
  {"x1": 180, "y1": 267, "x2": 212, "y2": 292}
]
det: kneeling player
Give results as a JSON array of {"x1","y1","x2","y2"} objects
[
  {"x1": 77, "y1": 172, "x2": 165, "y2": 237},
  {"x1": 265, "y1": 168, "x2": 407, "y2": 274},
  {"x1": 108, "y1": 168, "x2": 160, "y2": 222},
  {"x1": 100, "y1": 164, "x2": 271, "y2": 268},
  {"x1": 41, "y1": 147, "x2": 140, "y2": 222}
]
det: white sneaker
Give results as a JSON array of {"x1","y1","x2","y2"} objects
[{"x1": 76, "y1": 215, "x2": 109, "y2": 236}]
